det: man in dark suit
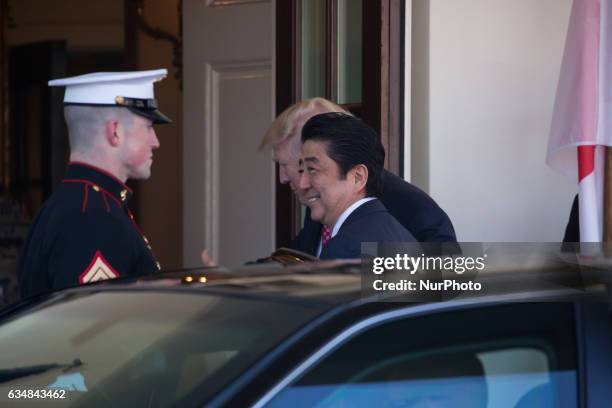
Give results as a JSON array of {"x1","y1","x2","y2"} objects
[
  {"x1": 260, "y1": 98, "x2": 456, "y2": 257},
  {"x1": 298, "y1": 112, "x2": 416, "y2": 259}
]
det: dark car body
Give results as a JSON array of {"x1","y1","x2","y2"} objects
[{"x1": 0, "y1": 260, "x2": 611, "y2": 407}]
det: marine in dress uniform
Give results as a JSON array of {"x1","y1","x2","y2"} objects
[{"x1": 17, "y1": 69, "x2": 171, "y2": 299}]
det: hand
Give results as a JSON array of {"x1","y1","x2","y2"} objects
[{"x1": 200, "y1": 249, "x2": 217, "y2": 267}]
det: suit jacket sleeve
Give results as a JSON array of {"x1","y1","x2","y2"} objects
[
  {"x1": 289, "y1": 207, "x2": 322, "y2": 256},
  {"x1": 381, "y1": 171, "x2": 457, "y2": 243}
]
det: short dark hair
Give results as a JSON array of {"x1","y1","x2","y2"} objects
[{"x1": 301, "y1": 112, "x2": 385, "y2": 197}]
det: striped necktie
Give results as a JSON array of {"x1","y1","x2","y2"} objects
[{"x1": 321, "y1": 225, "x2": 332, "y2": 247}]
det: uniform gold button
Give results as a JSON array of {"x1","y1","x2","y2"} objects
[
  {"x1": 92, "y1": 185, "x2": 100, "y2": 192},
  {"x1": 143, "y1": 236, "x2": 149, "y2": 244},
  {"x1": 156, "y1": 261, "x2": 161, "y2": 270},
  {"x1": 147, "y1": 245, "x2": 152, "y2": 250},
  {"x1": 120, "y1": 190, "x2": 127, "y2": 201}
]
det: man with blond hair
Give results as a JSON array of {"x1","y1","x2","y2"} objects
[
  {"x1": 261, "y1": 98, "x2": 456, "y2": 256},
  {"x1": 261, "y1": 98, "x2": 344, "y2": 205}
]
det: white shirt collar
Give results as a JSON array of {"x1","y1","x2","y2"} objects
[{"x1": 331, "y1": 197, "x2": 376, "y2": 237}]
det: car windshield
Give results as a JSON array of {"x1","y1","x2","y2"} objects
[{"x1": 0, "y1": 289, "x2": 328, "y2": 406}]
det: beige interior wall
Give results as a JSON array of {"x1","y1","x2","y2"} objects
[{"x1": 136, "y1": 0, "x2": 183, "y2": 270}]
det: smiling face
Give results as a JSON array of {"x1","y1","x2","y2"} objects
[
  {"x1": 119, "y1": 114, "x2": 160, "y2": 180},
  {"x1": 299, "y1": 140, "x2": 365, "y2": 228}
]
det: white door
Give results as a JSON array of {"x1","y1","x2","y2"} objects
[{"x1": 183, "y1": 0, "x2": 274, "y2": 267}]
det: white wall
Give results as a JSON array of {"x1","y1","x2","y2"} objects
[{"x1": 411, "y1": 0, "x2": 577, "y2": 241}]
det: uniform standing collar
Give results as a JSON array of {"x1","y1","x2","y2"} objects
[{"x1": 64, "y1": 162, "x2": 133, "y2": 204}]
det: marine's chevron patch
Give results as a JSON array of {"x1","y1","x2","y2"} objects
[{"x1": 79, "y1": 251, "x2": 120, "y2": 283}]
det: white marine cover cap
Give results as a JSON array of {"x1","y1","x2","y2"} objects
[{"x1": 48, "y1": 69, "x2": 171, "y2": 124}]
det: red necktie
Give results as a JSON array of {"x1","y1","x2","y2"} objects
[{"x1": 321, "y1": 225, "x2": 332, "y2": 247}]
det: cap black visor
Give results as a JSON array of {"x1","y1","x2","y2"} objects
[{"x1": 127, "y1": 107, "x2": 172, "y2": 125}]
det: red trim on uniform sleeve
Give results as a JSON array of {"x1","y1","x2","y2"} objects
[
  {"x1": 79, "y1": 250, "x2": 121, "y2": 284},
  {"x1": 82, "y1": 184, "x2": 89, "y2": 213}
]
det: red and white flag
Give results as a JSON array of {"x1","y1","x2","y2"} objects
[{"x1": 547, "y1": 0, "x2": 612, "y2": 242}]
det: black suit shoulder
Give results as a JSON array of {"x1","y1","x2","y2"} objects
[
  {"x1": 290, "y1": 208, "x2": 322, "y2": 255},
  {"x1": 380, "y1": 171, "x2": 456, "y2": 242}
]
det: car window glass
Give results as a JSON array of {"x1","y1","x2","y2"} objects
[
  {"x1": 263, "y1": 303, "x2": 577, "y2": 408},
  {"x1": 0, "y1": 290, "x2": 327, "y2": 406}
]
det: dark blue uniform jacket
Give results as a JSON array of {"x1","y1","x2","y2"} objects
[{"x1": 17, "y1": 162, "x2": 160, "y2": 299}]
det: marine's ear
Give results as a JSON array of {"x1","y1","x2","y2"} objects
[{"x1": 104, "y1": 120, "x2": 120, "y2": 147}]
